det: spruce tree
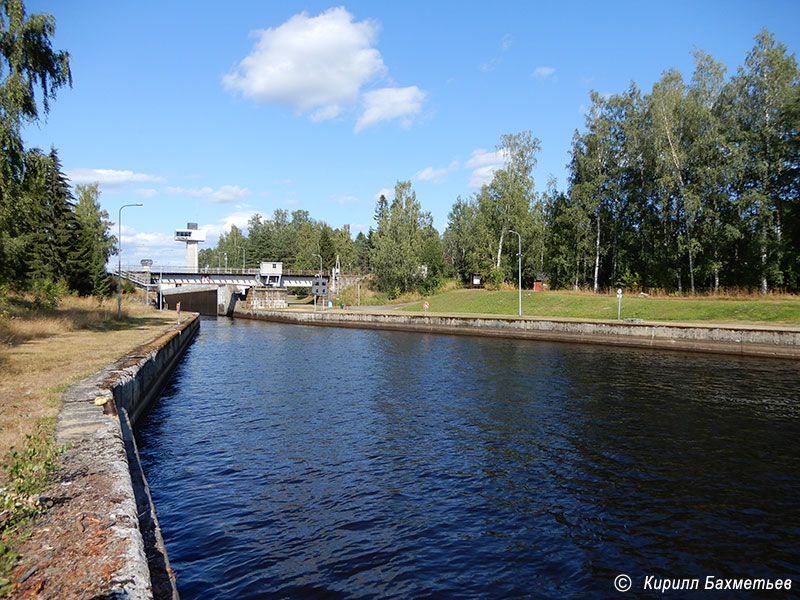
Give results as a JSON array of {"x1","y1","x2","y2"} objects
[{"x1": 0, "y1": 0, "x2": 71, "y2": 286}]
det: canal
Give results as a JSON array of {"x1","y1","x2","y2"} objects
[{"x1": 136, "y1": 317, "x2": 800, "y2": 599}]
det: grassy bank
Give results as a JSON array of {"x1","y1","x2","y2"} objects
[
  {"x1": 335, "y1": 279, "x2": 459, "y2": 307},
  {"x1": 0, "y1": 294, "x2": 177, "y2": 461},
  {"x1": 401, "y1": 288, "x2": 800, "y2": 325},
  {"x1": 0, "y1": 293, "x2": 177, "y2": 592}
]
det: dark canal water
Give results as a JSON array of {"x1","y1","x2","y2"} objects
[{"x1": 136, "y1": 317, "x2": 800, "y2": 599}]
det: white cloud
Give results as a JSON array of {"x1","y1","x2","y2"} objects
[
  {"x1": 67, "y1": 168, "x2": 165, "y2": 186},
  {"x1": 532, "y1": 66, "x2": 556, "y2": 79},
  {"x1": 201, "y1": 210, "x2": 258, "y2": 244},
  {"x1": 114, "y1": 211, "x2": 258, "y2": 268},
  {"x1": 167, "y1": 185, "x2": 251, "y2": 204},
  {"x1": 114, "y1": 229, "x2": 178, "y2": 267},
  {"x1": 375, "y1": 188, "x2": 394, "y2": 201},
  {"x1": 479, "y1": 34, "x2": 513, "y2": 72},
  {"x1": 414, "y1": 160, "x2": 458, "y2": 183},
  {"x1": 223, "y1": 7, "x2": 385, "y2": 121},
  {"x1": 465, "y1": 148, "x2": 509, "y2": 188},
  {"x1": 355, "y1": 86, "x2": 425, "y2": 133},
  {"x1": 415, "y1": 166, "x2": 447, "y2": 182}
]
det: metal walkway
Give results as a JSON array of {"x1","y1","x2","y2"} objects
[{"x1": 119, "y1": 267, "x2": 330, "y2": 288}]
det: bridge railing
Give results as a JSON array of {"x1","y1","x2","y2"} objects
[
  {"x1": 120, "y1": 265, "x2": 261, "y2": 276},
  {"x1": 119, "y1": 265, "x2": 367, "y2": 278}
]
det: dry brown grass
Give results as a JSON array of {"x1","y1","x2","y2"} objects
[
  {"x1": 0, "y1": 295, "x2": 176, "y2": 477},
  {"x1": 0, "y1": 295, "x2": 155, "y2": 346}
]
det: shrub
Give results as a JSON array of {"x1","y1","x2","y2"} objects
[{"x1": 31, "y1": 279, "x2": 69, "y2": 311}]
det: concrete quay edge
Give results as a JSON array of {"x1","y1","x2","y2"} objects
[
  {"x1": 232, "y1": 307, "x2": 800, "y2": 360},
  {"x1": 54, "y1": 313, "x2": 200, "y2": 600}
]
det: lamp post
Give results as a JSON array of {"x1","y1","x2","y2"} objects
[
  {"x1": 313, "y1": 253, "x2": 323, "y2": 311},
  {"x1": 312, "y1": 253, "x2": 323, "y2": 275},
  {"x1": 241, "y1": 246, "x2": 246, "y2": 271},
  {"x1": 118, "y1": 203, "x2": 143, "y2": 319},
  {"x1": 509, "y1": 229, "x2": 522, "y2": 317},
  {"x1": 224, "y1": 252, "x2": 228, "y2": 271}
]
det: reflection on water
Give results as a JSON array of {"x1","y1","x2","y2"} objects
[{"x1": 137, "y1": 317, "x2": 800, "y2": 599}]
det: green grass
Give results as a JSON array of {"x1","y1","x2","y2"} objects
[
  {"x1": 0, "y1": 419, "x2": 64, "y2": 595},
  {"x1": 335, "y1": 283, "x2": 427, "y2": 307},
  {"x1": 401, "y1": 288, "x2": 800, "y2": 325}
]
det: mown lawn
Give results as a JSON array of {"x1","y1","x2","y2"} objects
[{"x1": 401, "y1": 289, "x2": 800, "y2": 325}]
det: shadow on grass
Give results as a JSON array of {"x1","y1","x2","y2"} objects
[
  {"x1": 1, "y1": 295, "x2": 174, "y2": 346},
  {"x1": 83, "y1": 314, "x2": 173, "y2": 333}
]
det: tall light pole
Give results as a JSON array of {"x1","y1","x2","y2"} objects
[
  {"x1": 118, "y1": 203, "x2": 143, "y2": 318},
  {"x1": 312, "y1": 253, "x2": 323, "y2": 275},
  {"x1": 224, "y1": 252, "x2": 228, "y2": 271},
  {"x1": 241, "y1": 246, "x2": 246, "y2": 271},
  {"x1": 313, "y1": 253, "x2": 323, "y2": 311},
  {"x1": 509, "y1": 229, "x2": 522, "y2": 317}
]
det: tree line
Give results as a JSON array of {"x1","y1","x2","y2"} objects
[
  {"x1": 1, "y1": 5, "x2": 796, "y2": 299},
  {"x1": 205, "y1": 30, "x2": 797, "y2": 296},
  {"x1": 198, "y1": 210, "x2": 370, "y2": 275},
  {"x1": 200, "y1": 179, "x2": 447, "y2": 299},
  {"x1": 0, "y1": 1, "x2": 114, "y2": 299},
  {"x1": 446, "y1": 30, "x2": 799, "y2": 294}
]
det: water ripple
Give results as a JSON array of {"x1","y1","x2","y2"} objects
[{"x1": 137, "y1": 318, "x2": 800, "y2": 599}]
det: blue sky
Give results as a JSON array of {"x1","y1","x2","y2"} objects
[{"x1": 22, "y1": 1, "x2": 800, "y2": 267}]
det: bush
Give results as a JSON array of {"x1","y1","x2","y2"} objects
[
  {"x1": 615, "y1": 268, "x2": 642, "y2": 292},
  {"x1": 484, "y1": 268, "x2": 505, "y2": 290},
  {"x1": 31, "y1": 279, "x2": 69, "y2": 311},
  {"x1": 121, "y1": 279, "x2": 136, "y2": 295}
]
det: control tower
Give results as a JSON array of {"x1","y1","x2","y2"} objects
[{"x1": 174, "y1": 222, "x2": 205, "y2": 271}]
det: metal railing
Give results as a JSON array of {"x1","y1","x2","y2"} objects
[{"x1": 119, "y1": 265, "x2": 359, "y2": 277}]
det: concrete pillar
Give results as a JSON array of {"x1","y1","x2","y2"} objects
[{"x1": 186, "y1": 241, "x2": 199, "y2": 272}]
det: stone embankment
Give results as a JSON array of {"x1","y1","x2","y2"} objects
[
  {"x1": 14, "y1": 314, "x2": 199, "y2": 599},
  {"x1": 233, "y1": 307, "x2": 800, "y2": 360}
]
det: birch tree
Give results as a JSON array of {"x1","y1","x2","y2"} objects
[
  {"x1": 727, "y1": 29, "x2": 799, "y2": 293},
  {"x1": 475, "y1": 131, "x2": 540, "y2": 283}
]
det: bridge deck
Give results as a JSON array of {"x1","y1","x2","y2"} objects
[{"x1": 118, "y1": 268, "x2": 337, "y2": 288}]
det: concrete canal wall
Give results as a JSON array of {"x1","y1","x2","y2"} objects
[
  {"x1": 55, "y1": 313, "x2": 199, "y2": 600},
  {"x1": 233, "y1": 307, "x2": 800, "y2": 360}
]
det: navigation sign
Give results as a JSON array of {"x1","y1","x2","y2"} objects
[{"x1": 312, "y1": 277, "x2": 328, "y2": 297}]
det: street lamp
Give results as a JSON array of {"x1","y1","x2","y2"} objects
[
  {"x1": 312, "y1": 253, "x2": 323, "y2": 311},
  {"x1": 224, "y1": 252, "x2": 228, "y2": 271},
  {"x1": 241, "y1": 246, "x2": 246, "y2": 271},
  {"x1": 509, "y1": 229, "x2": 522, "y2": 317},
  {"x1": 312, "y1": 253, "x2": 323, "y2": 275},
  {"x1": 118, "y1": 203, "x2": 143, "y2": 318}
]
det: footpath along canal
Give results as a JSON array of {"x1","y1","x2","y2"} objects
[{"x1": 136, "y1": 316, "x2": 799, "y2": 599}]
